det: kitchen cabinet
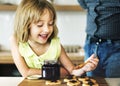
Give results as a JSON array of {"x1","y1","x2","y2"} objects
[
  {"x1": 0, "y1": 51, "x2": 13, "y2": 64},
  {"x1": 54, "y1": 5, "x2": 84, "y2": 11},
  {"x1": 0, "y1": 4, "x2": 84, "y2": 11},
  {"x1": 0, "y1": 51, "x2": 21, "y2": 76},
  {"x1": 0, "y1": 64, "x2": 21, "y2": 76},
  {"x1": 0, "y1": 4, "x2": 17, "y2": 11}
]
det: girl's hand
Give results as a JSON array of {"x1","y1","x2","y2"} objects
[
  {"x1": 71, "y1": 54, "x2": 99, "y2": 76},
  {"x1": 71, "y1": 68, "x2": 85, "y2": 76},
  {"x1": 82, "y1": 54, "x2": 99, "y2": 72}
]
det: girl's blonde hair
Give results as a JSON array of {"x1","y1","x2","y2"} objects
[{"x1": 14, "y1": 0, "x2": 58, "y2": 43}]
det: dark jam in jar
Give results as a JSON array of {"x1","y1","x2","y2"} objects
[{"x1": 42, "y1": 60, "x2": 60, "y2": 81}]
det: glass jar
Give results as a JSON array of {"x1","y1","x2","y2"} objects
[{"x1": 42, "y1": 60, "x2": 60, "y2": 81}]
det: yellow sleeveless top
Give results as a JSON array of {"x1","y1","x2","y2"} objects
[{"x1": 19, "y1": 37, "x2": 61, "y2": 69}]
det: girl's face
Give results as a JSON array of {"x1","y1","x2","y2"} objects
[{"x1": 29, "y1": 9, "x2": 54, "y2": 44}]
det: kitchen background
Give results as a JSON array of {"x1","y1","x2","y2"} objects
[
  {"x1": 0, "y1": 0, "x2": 87, "y2": 76},
  {"x1": 0, "y1": 0, "x2": 87, "y2": 51}
]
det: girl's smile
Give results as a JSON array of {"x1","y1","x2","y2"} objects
[{"x1": 38, "y1": 34, "x2": 48, "y2": 40}]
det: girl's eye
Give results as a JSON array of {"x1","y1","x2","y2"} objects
[
  {"x1": 37, "y1": 22, "x2": 43, "y2": 27},
  {"x1": 37, "y1": 24, "x2": 43, "y2": 27},
  {"x1": 48, "y1": 21, "x2": 54, "y2": 26},
  {"x1": 36, "y1": 21, "x2": 43, "y2": 27}
]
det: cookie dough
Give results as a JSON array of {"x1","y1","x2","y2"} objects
[
  {"x1": 67, "y1": 79, "x2": 81, "y2": 86},
  {"x1": 45, "y1": 80, "x2": 61, "y2": 85},
  {"x1": 78, "y1": 77, "x2": 98, "y2": 86},
  {"x1": 64, "y1": 75, "x2": 77, "y2": 82}
]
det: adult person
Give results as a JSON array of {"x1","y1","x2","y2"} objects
[{"x1": 78, "y1": 0, "x2": 120, "y2": 78}]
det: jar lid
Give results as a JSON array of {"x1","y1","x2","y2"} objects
[{"x1": 44, "y1": 60, "x2": 57, "y2": 64}]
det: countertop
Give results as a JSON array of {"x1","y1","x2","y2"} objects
[
  {"x1": 0, "y1": 50, "x2": 84, "y2": 65},
  {"x1": 0, "y1": 77, "x2": 120, "y2": 86},
  {"x1": 0, "y1": 51, "x2": 14, "y2": 64},
  {"x1": 0, "y1": 77, "x2": 24, "y2": 86}
]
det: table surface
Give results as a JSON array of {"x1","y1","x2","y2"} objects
[{"x1": 0, "y1": 77, "x2": 120, "y2": 86}]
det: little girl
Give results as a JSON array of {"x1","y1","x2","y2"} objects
[{"x1": 10, "y1": 0, "x2": 99, "y2": 78}]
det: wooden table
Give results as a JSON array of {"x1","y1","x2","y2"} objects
[
  {"x1": 18, "y1": 77, "x2": 108, "y2": 86},
  {"x1": 0, "y1": 77, "x2": 120, "y2": 86}
]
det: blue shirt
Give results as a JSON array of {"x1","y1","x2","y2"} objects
[{"x1": 78, "y1": 0, "x2": 120, "y2": 39}]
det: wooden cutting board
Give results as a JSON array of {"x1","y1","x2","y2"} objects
[{"x1": 18, "y1": 77, "x2": 108, "y2": 86}]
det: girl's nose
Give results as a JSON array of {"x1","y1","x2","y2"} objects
[{"x1": 43, "y1": 25, "x2": 49, "y2": 32}]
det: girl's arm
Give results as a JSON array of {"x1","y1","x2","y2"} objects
[
  {"x1": 59, "y1": 44, "x2": 99, "y2": 76},
  {"x1": 9, "y1": 35, "x2": 41, "y2": 78},
  {"x1": 59, "y1": 45, "x2": 75, "y2": 76}
]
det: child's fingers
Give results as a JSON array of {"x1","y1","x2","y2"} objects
[
  {"x1": 76, "y1": 61, "x2": 89, "y2": 69},
  {"x1": 75, "y1": 54, "x2": 99, "y2": 70},
  {"x1": 85, "y1": 54, "x2": 95, "y2": 62},
  {"x1": 82, "y1": 62, "x2": 97, "y2": 71},
  {"x1": 89, "y1": 58, "x2": 99, "y2": 66},
  {"x1": 86, "y1": 54, "x2": 99, "y2": 64}
]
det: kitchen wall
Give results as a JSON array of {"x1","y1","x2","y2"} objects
[
  {"x1": 57, "y1": 11, "x2": 86, "y2": 46},
  {"x1": 0, "y1": 0, "x2": 87, "y2": 51},
  {"x1": 0, "y1": 11, "x2": 15, "y2": 50}
]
